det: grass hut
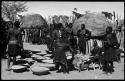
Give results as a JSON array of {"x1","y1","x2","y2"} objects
[
  {"x1": 72, "y1": 12, "x2": 113, "y2": 36},
  {"x1": 20, "y1": 14, "x2": 48, "y2": 29},
  {"x1": 19, "y1": 14, "x2": 48, "y2": 44},
  {"x1": 72, "y1": 12, "x2": 113, "y2": 55}
]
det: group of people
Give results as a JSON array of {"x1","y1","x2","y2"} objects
[
  {"x1": 48, "y1": 22, "x2": 120, "y2": 74},
  {"x1": 1, "y1": 18, "x2": 122, "y2": 75},
  {"x1": 22, "y1": 28, "x2": 47, "y2": 44}
]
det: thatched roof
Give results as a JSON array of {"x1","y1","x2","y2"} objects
[
  {"x1": 51, "y1": 15, "x2": 69, "y2": 27},
  {"x1": 20, "y1": 14, "x2": 48, "y2": 29},
  {"x1": 72, "y1": 11, "x2": 84, "y2": 19},
  {"x1": 72, "y1": 13, "x2": 113, "y2": 36}
]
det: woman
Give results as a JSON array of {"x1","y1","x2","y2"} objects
[
  {"x1": 6, "y1": 21, "x2": 22, "y2": 71},
  {"x1": 54, "y1": 43, "x2": 72, "y2": 73},
  {"x1": 90, "y1": 40, "x2": 103, "y2": 69},
  {"x1": 52, "y1": 23, "x2": 73, "y2": 73},
  {"x1": 103, "y1": 26, "x2": 119, "y2": 73}
]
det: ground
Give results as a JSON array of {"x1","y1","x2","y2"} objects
[{"x1": 1, "y1": 43, "x2": 124, "y2": 80}]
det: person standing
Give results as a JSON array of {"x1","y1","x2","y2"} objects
[
  {"x1": 103, "y1": 26, "x2": 119, "y2": 74},
  {"x1": 6, "y1": 21, "x2": 22, "y2": 71},
  {"x1": 54, "y1": 43, "x2": 72, "y2": 73},
  {"x1": 52, "y1": 23, "x2": 73, "y2": 73},
  {"x1": 45, "y1": 34, "x2": 53, "y2": 51},
  {"x1": 77, "y1": 24, "x2": 91, "y2": 55},
  {"x1": 90, "y1": 26, "x2": 119, "y2": 74},
  {"x1": 65, "y1": 23, "x2": 77, "y2": 62}
]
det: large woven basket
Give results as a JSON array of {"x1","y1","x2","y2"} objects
[
  {"x1": 31, "y1": 66, "x2": 50, "y2": 75},
  {"x1": 42, "y1": 59, "x2": 54, "y2": 64},
  {"x1": 11, "y1": 65, "x2": 28, "y2": 73},
  {"x1": 39, "y1": 63, "x2": 55, "y2": 71}
]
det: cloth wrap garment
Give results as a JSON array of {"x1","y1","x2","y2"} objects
[
  {"x1": 77, "y1": 29, "x2": 91, "y2": 54},
  {"x1": 103, "y1": 33, "x2": 119, "y2": 61},
  {"x1": 7, "y1": 28, "x2": 22, "y2": 57},
  {"x1": 53, "y1": 43, "x2": 70, "y2": 65}
]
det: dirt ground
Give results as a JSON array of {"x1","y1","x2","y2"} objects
[{"x1": 1, "y1": 43, "x2": 124, "y2": 80}]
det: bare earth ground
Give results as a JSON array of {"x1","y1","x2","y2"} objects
[{"x1": 1, "y1": 43, "x2": 124, "y2": 80}]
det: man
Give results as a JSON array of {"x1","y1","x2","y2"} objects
[
  {"x1": 6, "y1": 21, "x2": 23, "y2": 71},
  {"x1": 77, "y1": 24, "x2": 91, "y2": 54},
  {"x1": 52, "y1": 23, "x2": 64, "y2": 44},
  {"x1": 65, "y1": 23, "x2": 77, "y2": 62},
  {"x1": 65, "y1": 23, "x2": 73, "y2": 43}
]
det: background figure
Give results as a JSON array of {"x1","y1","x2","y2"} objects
[
  {"x1": 77, "y1": 24, "x2": 91, "y2": 55},
  {"x1": 65, "y1": 23, "x2": 78, "y2": 61},
  {"x1": 21, "y1": 28, "x2": 25, "y2": 42},
  {"x1": 45, "y1": 34, "x2": 53, "y2": 51}
]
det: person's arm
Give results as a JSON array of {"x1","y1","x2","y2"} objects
[
  {"x1": 110, "y1": 33, "x2": 119, "y2": 48},
  {"x1": 69, "y1": 45, "x2": 73, "y2": 53},
  {"x1": 77, "y1": 30, "x2": 81, "y2": 37},
  {"x1": 6, "y1": 30, "x2": 10, "y2": 44},
  {"x1": 85, "y1": 29, "x2": 91, "y2": 40},
  {"x1": 52, "y1": 31, "x2": 56, "y2": 41},
  {"x1": 99, "y1": 47, "x2": 103, "y2": 56},
  {"x1": 85, "y1": 29, "x2": 91, "y2": 36},
  {"x1": 91, "y1": 47, "x2": 94, "y2": 54},
  {"x1": 6, "y1": 30, "x2": 10, "y2": 53},
  {"x1": 65, "y1": 44, "x2": 73, "y2": 53},
  {"x1": 18, "y1": 30, "x2": 23, "y2": 50}
]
